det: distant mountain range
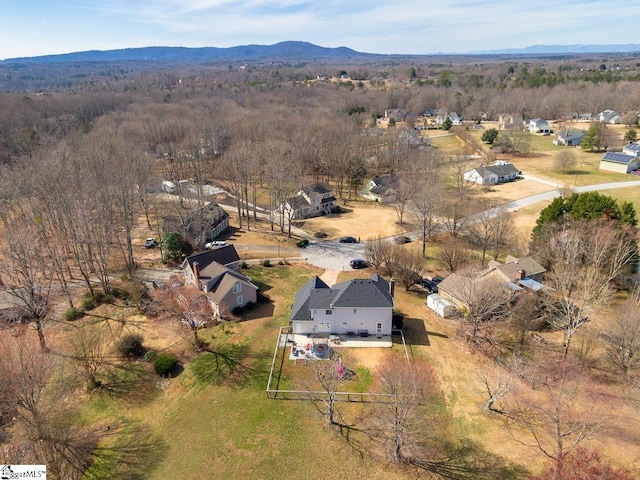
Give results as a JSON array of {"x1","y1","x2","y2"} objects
[
  {"x1": 1, "y1": 42, "x2": 370, "y2": 64},
  {"x1": 476, "y1": 44, "x2": 640, "y2": 55},
  {"x1": 2, "y1": 41, "x2": 640, "y2": 63}
]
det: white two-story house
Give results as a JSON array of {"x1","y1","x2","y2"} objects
[{"x1": 290, "y1": 274, "x2": 395, "y2": 339}]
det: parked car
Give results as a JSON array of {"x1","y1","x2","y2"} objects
[
  {"x1": 395, "y1": 235, "x2": 411, "y2": 244},
  {"x1": 144, "y1": 237, "x2": 157, "y2": 248},
  {"x1": 421, "y1": 278, "x2": 438, "y2": 293},
  {"x1": 431, "y1": 276, "x2": 445, "y2": 284},
  {"x1": 339, "y1": 236, "x2": 358, "y2": 243},
  {"x1": 205, "y1": 240, "x2": 226, "y2": 248},
  {"x1": 349, "y1": 259, "x2": 368, "y2": 269}
]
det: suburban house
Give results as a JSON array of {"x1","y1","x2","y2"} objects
[
  {"x1": 181, "y1": 245, "x2": 258, "y2": 317},
  {"x1": 436, "y1": 112, "x2": 462, "y2": 125},
  {"x1": 361, "y1": 174, "x2": 399, "y2": 203},
  {"x1": 498, "y1": 114, "x2": 523, "y2": 130},
  {"x1": 290, "y1": 274, "x2": 395, "y2": 339},
  {"x1": 282, "y1": 183, "x2": 337, "y2": 220},
  {"x1": 578, "y1": 112, "x2": 593, "y2": 121},
  {"x1": 622, "y1": 141, "x2": 640, "y2": 157},
  {"x1": 182, "y1": 245, "x2": 241, "y2": 284},
  {"x1": 384, "y1": 109, "x2": 407, "y2": 122},
  {"x1": 437, "y1": 256, "x2": 545, "y2": 310},
  {"x1": 184, "y1": 201, "x2": 230, "y2": 244},
  {"x1": 595, "y1": 109, "x2": 621, "y2": 124},
  {"x1": 554, "y1": 130, "x2": 586, "y2": 146},
  {"x1": 463, "y1": 161, "x2": 521, "y2": 185},
  {"x1": 599, "y1": 152, "x2": 640, "y2": 174},
  {"x1": 447, "y1": 112, "x2": 462, "y2": 125},
  {"x1": 527, "y1": 118, "x2": 551, "y2": 134},
  {"x1": 436, "y1": 273, "x2": 476, "y2": 310},
  {"x1": 481, "y1": 255, "x2": 546, "y2": 292}
]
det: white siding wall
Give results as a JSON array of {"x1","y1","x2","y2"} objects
[{"x1": 333, "y1": 306, "x2": 392, "y2": 335}]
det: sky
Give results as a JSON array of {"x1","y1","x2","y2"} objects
[{"x1": 2, "y1": 0, "x2": 640, "y2": 60}]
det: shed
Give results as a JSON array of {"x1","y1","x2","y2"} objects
[{"x1": 426, "y1": 294, "x2": 458, "y2": 319}]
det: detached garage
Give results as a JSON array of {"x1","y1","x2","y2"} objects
[
  {"x1": 599, "y1": 152, "x2": 640, "y2": 174},
  {"x1": 426, "y1": 294, "x2": 458, "y2": 319}
]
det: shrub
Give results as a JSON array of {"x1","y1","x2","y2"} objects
[
  {"x1": 143, "y1": 350, "x2": 156, "y2": 362},
  {"x1": 63, "y1": 307, "x2": 83, "y2": 321},
  {"x1": 154, "y1": 354, "x2": 178, "y2": 376},
  {"x1": 80, "y1": 296, "x2": 97, "y2": 312},
  {"x1": 111, "y1": 286, "x2": 130, "y2": 300},
  {"x1": 262, "y1": 259, "x2": 271, "y2": 267},
  {"x1": 241, "y1": 261, "x2": 248, "y2": 269},
  {"x1": 161, "y1": 231, "x2": 193, "y2": 265},
  {"x1": 116, "y1": 333, "x2": 144, "y2": 357}
]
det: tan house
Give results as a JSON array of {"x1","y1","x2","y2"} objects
[
  {"x1": 283, "y1": 183, "x2": 337, "y2": 219},
  {"x1": 182, "y1": 245, "x2": 257, "y2": 317}
]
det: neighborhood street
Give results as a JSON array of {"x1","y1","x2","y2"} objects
[{"x1": 299, "y1": 178, "x2": 640, "y2": 271}]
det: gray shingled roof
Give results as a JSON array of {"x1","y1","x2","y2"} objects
[
  {"x1": 182, "y1": 244, "x2": 240, "y2": 271},
  {"x1": 303, "y1": 183, "x2": 332, "y2": 195},
  {"x1": 290, "y1": 277, "x2": 330, "y2": 321},
  {"x1": 331, "y1": 276, "x2": 394, "y2": 308},
  {"x1": 290, "y1": 275, "x2": 393, "y2": 321},
  {"x1": 485, "y1": 163, "x2": 521, "y2": 176}
]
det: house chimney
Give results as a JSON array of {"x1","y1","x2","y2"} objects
[
  {"x1": 517, "y1": 269, "x2": 526, "y2": 281},
  {"x1": 389, "y1": 278, "x2": 395, "y2": 297},
  {"x1": 192, "y1": 261, "x2": 200, "y2": 287}
]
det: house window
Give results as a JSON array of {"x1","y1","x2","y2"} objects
[
  {"x1": 376, "y1": 322, "x2": 383, "y2": 333},
  {"x1": 353, "y1": 308, "x2": 357, "y2": 314},
  {"x1": 237, "y1": 295, "x2": 243, "y2": 306},
  {"x1": 325, "y1": 309, "x2": 332, "y2": 315},
  {"x1": 233, "y1": 282, "x2": 242, "y2": 294},
  {"x1": 342, "y1": 322, "x2": 347, "y2": 327}
]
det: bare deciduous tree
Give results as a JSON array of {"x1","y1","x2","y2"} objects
[
  {"x1": 505, "y1": 366, "x2": 605, "y2": 473},
  {"x1": 554, "y1": 149, "x2": 577, "y2": 173},
  {"x1": 604, "y1": 298, "x2": 640, "y2": 379},
  {"x1": 373, "y1": 354, "x2": 432, "y2": 463},
  {"x1": 543, "y1": 222, "x2": 637, "y2": 358}
]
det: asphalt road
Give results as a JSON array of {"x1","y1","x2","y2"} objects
[
  {"x1": 299, "y1": 179, "x2": 640, "y2": 271},
  {"x1": 299, "y1": 240, "x2": 368, "y2": 271}
]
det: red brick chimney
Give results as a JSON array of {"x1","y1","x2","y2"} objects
[
  {"x1": 517, "y1": 269, "x2": 526, "y2": 281},
  {"x1": 192, "y1": 261, "x2": 200, "y2": 287},
  {"x1": 389, "y1": 277, "x2": 395, "y2": 297}
]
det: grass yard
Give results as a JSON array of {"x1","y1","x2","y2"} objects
[
  {"x1": 68, "y1": 262, "x2": 537, "y2": 479},
  {"x1": 297, "y1": 198, "x2": 413, "y2": 240},
  {"x1": 430, "y1": 133, "x2": 466, "y2": 153}
]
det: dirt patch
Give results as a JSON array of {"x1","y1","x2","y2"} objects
[{"x1": 300, "y1": 199, "x2": 412, "y2": 240}]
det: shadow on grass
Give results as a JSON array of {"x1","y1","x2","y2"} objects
[
  {"x1": 190, "y1": 343, "x2": 270, "y2": 388},
  {"x1": 409, "y1": 440, "x2": 529, "y2": 480},
  {"x1": 85, "y1": 421, "x2": 167, "y2": 480},
  {"x1": 95, "y1": 362, "x2": 162, "y2": 402},
  {"x1": 400, "y1": 317, "x2": 449, "y2": 347}
]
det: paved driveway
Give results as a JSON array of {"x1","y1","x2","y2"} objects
[{"x1": 301, "y1": 240, "x2": 367, "y2": 271}]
